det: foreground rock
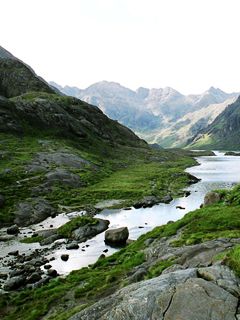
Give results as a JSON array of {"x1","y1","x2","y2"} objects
[
  {"x1": 105, "y1": 227, "x2": 129, "y2": 246},
  {"x1": 70, "y1": 266, "x2": 239, "y2": 320}
]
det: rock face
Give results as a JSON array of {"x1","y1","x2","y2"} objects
[
  {"x1": 70, "y1": 266, "x2": 240, "y2": 320},
  {"x1": 105, "y1": 227, "x2": 129, "y2": 245},
  {"x1": 204, "y1": 191, "x2": 221, "y2": 206}
]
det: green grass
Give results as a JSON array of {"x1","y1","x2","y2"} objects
[
  {"x1": 226, "y1": 245, "x2": 240, "y2": 277},
  {"x1": 146, "y1": 260, "x2": 173, "y2": 279},
  {"x1": 20, "y1": 235, "x2": 44, "y2": 244},
  {"x1": 1, "y1": 183, "x2": 240, "y2": 319},
  {"x1": 0, "y1": 246, "x2": 145, "y2": 320},
  {"x1": 0, "y1": 131, "x2": 197, "y2": 225},
  {"x1": 57, "y1": 216, "x2": 98, "y2": 238}
]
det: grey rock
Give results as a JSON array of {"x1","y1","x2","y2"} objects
[
  {"x1": 198, "y1": 265, "x2": 240, "y2": 297},
  {"x1": 8, "y1": 250, "x2": 19, "y2": 256},
  {"x1": 14, "y1": 198, "x2": 55, "y2": 226},
  {"x1": 6, "y1": 224, "x2": 19, "y2": 235},
  {"x1": 47, "y1": 269, "x2": 58, "y2": 278},
  {"x1": 70, "y1": 268, "x2": 239, "y2": 320},
  {"x1": 160, "y1": 194, "x2": 173, "y2": 203},
  {"x1": 105, "y1": 227, "x2": 129, "y2": 245},
  {"x1": 128, "y1": 267, "x2": 147, "y2": 283},
  {"x1": 133, "y1": 196, "x2": 160, "y2": 209},
  {"x1": 27, "y1": 272, "x2": 42, "y2": 284},
  {"x1": 45, "y1": 169, "x2": 84, "y2": 187},
  {"x1": 73, "y1": 219, "x2": 109, "y2": 242},
  {"x1": 4, "y1": 276, "x2": 26, "y2": 291},
  {"x1": 204, "y1": 191, "x2": 221, "y2": 206},
  {"x1": 66, "y1": 242, "x2": 79, "y2": 250},
  {"x1": 26, "y1": 152, "x2": 91, "y2": 174},
  {"x1": 61, "y1": 254, "x2": 69, "y2": 261}
]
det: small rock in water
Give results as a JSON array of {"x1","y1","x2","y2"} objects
[
  {"x1": 81, "y1": 249, "x2": 85, "y2": 252},
  {"x1": 50, "y1": 225, "x2": 53, "y2": 228},
  {"x1": 176, "y1": 206, "x2": 185, "y2": 210},
  {"x1": 44, "y1": 264, "x2": 52, "y2": 270},
  {"x1": 138, "y1": 226, "x2": 144, "y2": 229},
  {"x1": 61, "y1": 254, "x2": 69, "y2": 261},
  {"x1": 6, "y1": 224, "x2": 19, "y2": 235},
  {"x1": 8, "y1": 250, "x2": 19, "y2": 256},
  {"x1": 66, "y1": 242, "x2": 79, "y2": 250},
  {"x1": 86, "y1": 244, "x2": 90, "y2": 247},
  {"x1": 103, "y1": 249, "x2": 108, "y2": 253},
  {"x1": 47, "y1": 269, "x2": 58, "y2": 278}
]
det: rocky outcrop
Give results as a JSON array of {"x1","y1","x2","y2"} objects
[
  {"x1": 105, "y1": 227, "x2": 129, "y2": 245},
  {"x1": 70, "y1": 265, "x2": 240, "y2": 320}
]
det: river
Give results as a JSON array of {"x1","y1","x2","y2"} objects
[{"x1": 1, "y1": 151, "x2": 240, "y2": 275}]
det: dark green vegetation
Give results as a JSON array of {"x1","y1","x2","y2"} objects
[
  {"x1": 189, "y1": 96, "x2": 240, "y2": 150},
  {"x1": 1, "y1": 183, "x2": 240, "y2": 320}
]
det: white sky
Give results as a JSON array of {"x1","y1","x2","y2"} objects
[{"x1": 1, "y1": 0, "x2": 240, "y2": 94}]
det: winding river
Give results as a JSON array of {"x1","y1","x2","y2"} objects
[{"x1": 1, "y1": 151, "x2": 240, "y2": 275}]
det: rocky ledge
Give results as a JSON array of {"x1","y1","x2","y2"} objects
[{"x1": 70, "y1": 265, "x2": 240, "y2": 320}]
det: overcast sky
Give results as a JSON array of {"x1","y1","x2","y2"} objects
[{"x1": 1, "y1": 0, "x2": 240, "y2": 94}]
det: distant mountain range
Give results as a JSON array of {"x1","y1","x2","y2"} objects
[{"x1": 50, "y1": 81, "x2": 239, "y2": 148}]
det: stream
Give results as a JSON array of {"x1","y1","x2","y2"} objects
[{"x1": 1, "y1": 151, "x2": 240, "y2": 276}]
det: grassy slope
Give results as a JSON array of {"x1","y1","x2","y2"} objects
[
  {"x1": 0, "y1": 131, "x2": 197, "y2": 225},
  {"x1": 1, "y1": 178, "x2": 240, "y2": 320}
]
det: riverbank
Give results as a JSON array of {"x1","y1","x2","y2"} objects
[
  {"x1": 1, "y1": 174, "x2": 240, "y2": 319},
  {"x1": 1, "y1": 152, "x2": 240, "y2": 319}
]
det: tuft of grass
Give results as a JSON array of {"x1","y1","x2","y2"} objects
[
  {"x1": 226, "y1": 245, "x2": 240, "y2": 277},
  {"x1": 20, "y1": 235, "x2": 44, "y2": 244},
  {"x1": 146, "y1": 260, "x2": 173, "y2": 279}
]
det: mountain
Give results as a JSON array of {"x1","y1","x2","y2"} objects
[
  {"x1": 188, "y1": 96, "x2": 240, "y2": 150},
  {"x1": 51, "y1": 81, "x2": 239, "y2": 147},
  {"x1": 144, "y1": 97, "x2": 237, "y2": 148},
  {"x1": 0, "y1": 46, "x2": 150, "y2": 225}
]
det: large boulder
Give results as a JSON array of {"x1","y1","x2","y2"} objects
[
  {"x1": 14, "y1": 198, "x2": 55, "y2": 226},
  {"x1": 70, "y1": 266, "x2": 239, "y2": 320},
  {"x1": 72, "y1": 219, "x2": 109, "y2": 242},
  {"x1": 105, "y1": 227, "x2": 129, "y2": 245},
  {"x1": 133, "y1": 196, "x2": 160, "y2": 209},
  {"x1": 204, "y1": 192, "x2": 221, "y2": 206},
  {"x1": 45, "y1": 169, "x2": 84, "y2": 188}
]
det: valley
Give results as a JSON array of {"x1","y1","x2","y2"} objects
[{"x1": 0, "y1": 44, "x2": 240, "y2": 320}]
